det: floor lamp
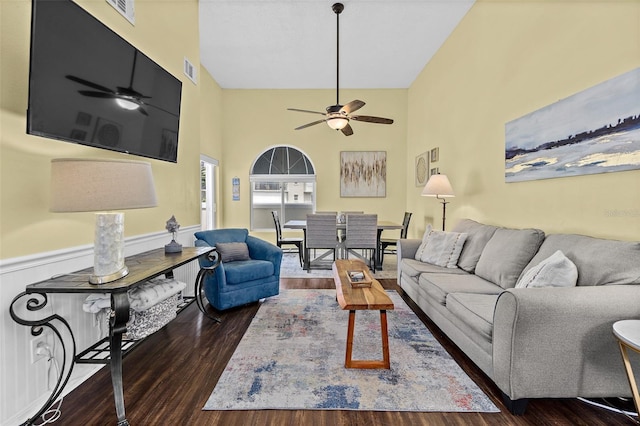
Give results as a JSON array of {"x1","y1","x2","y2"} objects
[
  {"x1": 421, "y1": 174, "x2": 455, "y2": 231},
  {"x1": 50, "y1": 158, "x2": 157, "y2": 284}
]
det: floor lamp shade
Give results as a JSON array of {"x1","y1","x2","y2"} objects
[
  {"x1": 421, "y1": 174, "x2": 455, "y2": 231},
  {"x1": 51, "y1": 158, "x2": 157, "y2": 284}
]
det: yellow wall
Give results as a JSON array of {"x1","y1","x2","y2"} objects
[
  {"x1": 219, "y1": 88, "x2": 408, "y2": 241},
  {"x1": 0, "y1": 0, "x2": 219, "y2": 259},
  {"x1": 407, "y1": 0, "x2": 640, "y2": 241}
]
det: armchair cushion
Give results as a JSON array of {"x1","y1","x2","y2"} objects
[{"x1": 223, "y1": 260, "x2": 275, "y2": 284}]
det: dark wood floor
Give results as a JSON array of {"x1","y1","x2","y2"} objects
[{"x1": 54, "y1": 278, "x2": 637, "y2": 425}]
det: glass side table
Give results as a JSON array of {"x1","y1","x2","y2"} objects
[{"x1": 613, "y1": 320, "x2": 640, "y2": 418}]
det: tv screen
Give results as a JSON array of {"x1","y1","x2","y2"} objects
[{"x1": 27, "y1": 0, "x2": 182, "y2": 163}]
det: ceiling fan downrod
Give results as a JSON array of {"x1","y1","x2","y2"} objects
[{"x1": 332, "y1": 3, "x2": 343, "y2": 107}]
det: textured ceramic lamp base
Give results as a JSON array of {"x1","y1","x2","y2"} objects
[{"x1": 90, "y1": 212, "x2": 128, "y2": 284}]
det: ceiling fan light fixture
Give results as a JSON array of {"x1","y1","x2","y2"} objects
[
  {"x1": 326, "y1": 116, "x2": 349, "y2": 130},
  {"x1": 115, "y1": 97, "x2": 140, "y2": 111}
]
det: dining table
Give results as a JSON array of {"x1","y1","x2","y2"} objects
[{"x1": 283, "y1": 219, "x2": 403, "y2": 270}]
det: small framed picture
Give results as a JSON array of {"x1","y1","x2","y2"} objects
[
  {"x1": 430, "y1": 167, "x2": 439, "y2": 177},
  {"x1": 430, "y1": 147, "x2": 439, "y2": 163}
]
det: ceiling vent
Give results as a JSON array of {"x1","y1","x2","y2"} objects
[{"x1": 106, "y1": 0, "x2": 135, "y2": 25}]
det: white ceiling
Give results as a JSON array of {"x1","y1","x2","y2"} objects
[{"x1": 199, "y1": 0, "x2": 475, "y2": 90}]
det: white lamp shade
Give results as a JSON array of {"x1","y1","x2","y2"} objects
[
  {"x1": 421, "y1": 174, "x2": 455, "y2": 198},
  {"x1": 51, "y1": 158, "x2": 157, "y2": 212}
]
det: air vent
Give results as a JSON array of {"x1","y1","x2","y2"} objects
[
  {"x1": 106, "y1": 0, "x2": 135, "y2": 25},
  {"x1": 184, "y1": 57, "x2": 197, "y2": 84}
]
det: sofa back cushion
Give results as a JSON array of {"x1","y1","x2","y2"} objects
[
  {"x1": 475, "y1": 227, "x2": 545, "y2": 289},
  {"x1": 452, "y1": 219, "x2": 499, "y2": 273},
  {"x1": 520, "y1": 234, "x2": 640, "y2": 286}
]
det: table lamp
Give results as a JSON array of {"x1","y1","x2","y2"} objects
[
  {"x1": 50, "y1": 158, "x2": 157, "y2": 284},
  {"x1": 421, "y1": 173, "x2": 455, "y2": 231}
]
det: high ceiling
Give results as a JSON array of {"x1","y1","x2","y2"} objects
[{"x1": 199, "y1": 1, "x2": 475, "y2": 90}]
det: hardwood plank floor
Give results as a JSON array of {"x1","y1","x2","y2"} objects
[{"x1": 54, "y1": 278, "x2": 637, "y2": 425}]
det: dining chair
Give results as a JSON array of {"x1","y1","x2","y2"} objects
[
  {"x1": 272, "y1": 211, "x2": 304, "y2": 267},
  {"x1": 344, "y1": 214, "x2": 378, "y2": 272},
  {"x1": 304, "y1": 214, "x2": 339, "y2": 271},
  {"x1": 337, "y1": 211, "x2": 364, "y2": 244},
  {"x1": 379, "y1": 212, "x2": 412, "y2": 265}
]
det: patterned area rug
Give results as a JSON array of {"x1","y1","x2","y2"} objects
[
  {"x1": 279, "y1": 251, "x2": 398, "y2": 279},
  {"x1": 203, "y1": 289, "x2": 499, "y2": 412}
]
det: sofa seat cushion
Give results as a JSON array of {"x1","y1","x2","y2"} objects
[
  {"x1": 400, "y1": 258, "x2": 468, "y2": 278},
  {"x1": 446, "y1": 293, "x2": 499, "y2": 344},
  {"x1": 420, "y1": 272, "x2": 503, "y2": 306},
  {"x1": 520, "y1": 234, "x2": 640, "y2": 286},
  {"x1": 452, "y1": 219, "x2": 499, "y2": 273},
  {"x1": 475, "y1": 227, "x2": 545, "y2": 289},
  {"x1": 223, "y1": 259, "x2": 274, "y2": 284}
]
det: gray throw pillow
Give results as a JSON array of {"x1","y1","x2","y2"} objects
[
  {"x1": 216, "y1": 242, "x2": 250, "y2": 262},
  {"x1": 475, "y1": 227, "x2": 545, "y2": 289},
  {"x1": 418, "y1": 227, "x2": 468, "y2": 268},
  {"x1": 515, "y1": 250, "x2": 578, "y2": 288},
  {"x1": 414, "y1": 224, "x2": 433, "y2": 261}
]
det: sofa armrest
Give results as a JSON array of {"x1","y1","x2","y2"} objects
[
  {"x1": 492, "y1": 285, "x2": 640, "y2": 400},
  {"x1": 397, "y1": 239, "x2": 421, "y2": 261}
]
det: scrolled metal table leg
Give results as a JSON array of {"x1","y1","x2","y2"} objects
[
  {"x1": 10, "y1": 292, "x2": 76, "y2": 426},
  {"x1": 110, "y1": 291, "x2": 130, "y2": 426},
  {"x1": 194, "y1": 250, "x2": 221, "y2": 322}
]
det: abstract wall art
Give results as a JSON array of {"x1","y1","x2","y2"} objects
[
  {"x1": 340, "y1": 151, "x2": 386, "y2": 197},
  {"x1": 505, "y1": 67, "x2": 640, "y2": 182}
]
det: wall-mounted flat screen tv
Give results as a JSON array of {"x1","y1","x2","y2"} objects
[{"x1": 27, "y1": 0, "x2": 182, "y2": 163}]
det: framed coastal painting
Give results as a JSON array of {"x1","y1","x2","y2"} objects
[
  {"x1": 340, "y1": 151, "x2": 386, "y2": 197},
  {"x1": 415, "y1": 151, "x2": 429, "y2": 187},
  {"x1": 505, "y1": 67, "x2": 640, "y2": 183}
]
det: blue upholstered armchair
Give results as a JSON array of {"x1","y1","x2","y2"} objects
[{"x1": 194, "y1": 229, "x2": 282, "y2": 311}]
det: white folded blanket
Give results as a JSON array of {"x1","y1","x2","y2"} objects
[{"x1": 83, "y1": 277, "x2": 186, "y2": 313}]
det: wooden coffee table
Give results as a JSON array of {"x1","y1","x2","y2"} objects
[{"x1": 332, "y1": 259, "x2": 394, "y2": 369}]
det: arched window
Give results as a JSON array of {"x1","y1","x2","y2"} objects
[{"x1": 250, "y1": 146, "x2": 316, "y2": 230}]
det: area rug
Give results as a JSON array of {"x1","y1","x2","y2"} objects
[
  {"x1": 203, "y1": 289, "x2": 499, "y2": 412},
  {"x1": 279, "y1": 251, "x2": 398, "y2": 279}
]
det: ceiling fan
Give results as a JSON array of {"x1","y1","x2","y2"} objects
[
  {"x1": 66, "y1": 50, "x2": 157, "y2": 116},
  {"x1": 288, "y1": 2, "x2": 394, "y2": 136}
]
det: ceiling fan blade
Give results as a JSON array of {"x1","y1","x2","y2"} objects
[
  {"x1": 341, "y1": 100, "x2": 365, "y2": 115},
  {"x1": 294, "y1": 119, "x2": 326, "y2": 130},
  {"x1": 288, "y1": 108, "x2": 326, "y2": 116},
  {"x1": 351, "y1": 115, "x2": 394, "y2": 125},
  {"x1": 341, "y1": 123, "x2": 354, "y2": 136},
  {"x1": 66, "y1": 75, "x2": 115, "y2": 94},
  {"x1": 138, "y1": 106, "x2": 149, "y2": 116},
  {"x1": 78, "y1": 90, "x2": 117, "y2": 99}
]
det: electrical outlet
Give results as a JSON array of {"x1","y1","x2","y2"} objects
[{"x1": 30, "y1": 331, "x2": 52, "y2": 364}]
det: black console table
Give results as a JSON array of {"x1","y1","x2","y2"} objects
[{"x1": 10, "y1": 246, "x2": 216, "y2": 426}]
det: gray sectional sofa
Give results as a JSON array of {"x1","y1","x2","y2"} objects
[{"x1": 397, "y1": 219, "x2": 640, "y2": 414}]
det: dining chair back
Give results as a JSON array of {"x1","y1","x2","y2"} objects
[
  {"x1": 304, "y1": 213, "x2": 339, "y2": 271},
  {"x1": 272, "y1": 211, "x2": 304, "y2": 267},
  {"x1": 379, "y1": 212, "x2": 412, "y2": 264},
  {"x1": 344, "y1": 214, "x2": 378, "y2": 272}
]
